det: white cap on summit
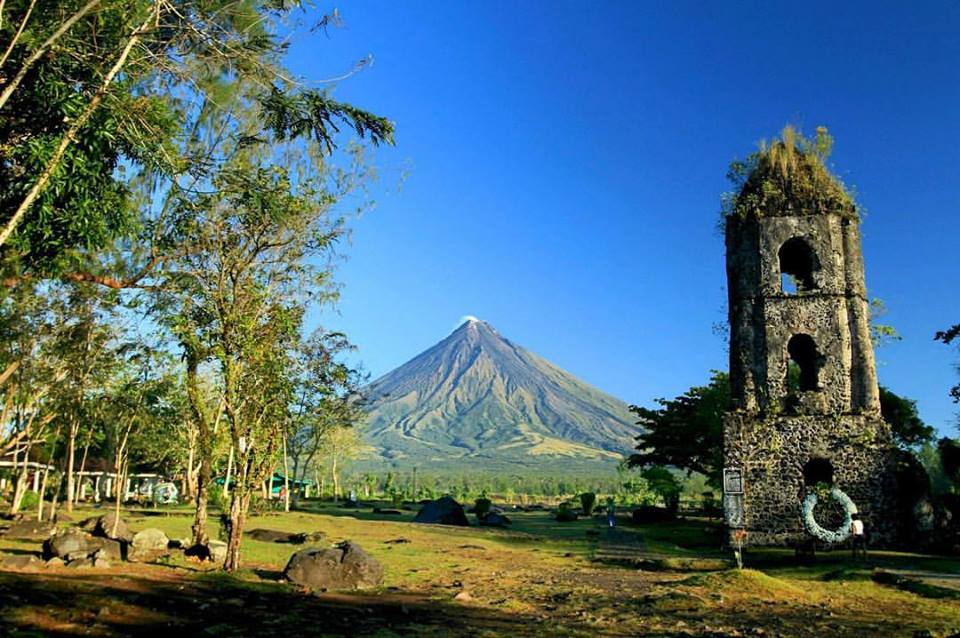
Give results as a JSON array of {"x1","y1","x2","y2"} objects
[{"x1": 455, "y1": 315, "x2": 481, "y2": 330}]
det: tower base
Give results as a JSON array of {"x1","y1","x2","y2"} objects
[{"x1": 723, "y1": 411, "x2": 899, "y2": 547}]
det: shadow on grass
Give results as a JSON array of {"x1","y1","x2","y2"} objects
[{"x1": 0, "y1": 569, "x2": 594, "y2": 637}]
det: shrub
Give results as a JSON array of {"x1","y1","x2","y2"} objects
[
  {"x1": 474, "y1": 496, "x2": 492, "y2": 518},
  {"x1": 207, "y1": 487, "x2": 227, "y2": 513},
  {"x1": 19, "y1": 490, "x2": 39, "y2": 511},
  {"x1": 555, "y1": 501, "x2": 578, "y2": 523},
  {"x1": 631, "y1": 505, "x2": 676, "y2": 524},
  {"x1": 580, "y1": 492, "x2": 597, "y2": 516}
]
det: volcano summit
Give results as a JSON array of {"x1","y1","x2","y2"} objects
[{"x1": 361, "y1": 318, "x2": 637, "y2": 471}]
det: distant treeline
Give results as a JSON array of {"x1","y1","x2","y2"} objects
[{"x1": 337, "y1": 467, "x2": 716, "y2": 511}]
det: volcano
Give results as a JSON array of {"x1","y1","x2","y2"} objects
[{"x1": 361, "y1": 318, "x2": 637, "y2": 471}]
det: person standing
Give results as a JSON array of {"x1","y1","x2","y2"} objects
[
  {"x1": 606, "y1": 497, "x2": 616, "y2": 528},
  {"x1": 850, "y1": 514, "x2": 866, "y2": 560}
]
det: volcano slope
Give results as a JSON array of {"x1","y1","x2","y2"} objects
[{"x1": 362, "y1": 318, "x2": 637, "y2": 472}]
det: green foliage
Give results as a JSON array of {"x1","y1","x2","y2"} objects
[
  {"x1": 935, "y1": 324, "x2": 960, "y2": 409},
  {"x1": 555, "y1": 501, "x2": 578, "y2": 522},
  {"x1": 879, "y1": 386, "x2": 934, "y2": 449},
  {"x1": 474, "y1": 496, "x2": 492, "y2": 518},
  {"x1": 629, "y1": 372, "x2": 730, "y2": 487},
  {"x1": 640, "y1": 466, "x2": 682, "y2": 512},
  {"x1": 721, "y1": 125, "x2": 856, "y2": 227},
  {"x1": 917, "y1": 442, "x2": 952, "y2": 495},
  {"x1": 939, "y1": 438, "x2": 960, "y2": 490},
  {"x1": 18, "y1": 489, "x2": 40, "y2": 511},
  {"x1": 261, "y1": 86, "x2": 394, "y2": 153},
  {"x1": 579, "y1": 492, "x2": 597, "y2": 516}
]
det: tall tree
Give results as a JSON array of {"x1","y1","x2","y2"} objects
[
  {"x1": 629, "y1": 372, "x2": 730, "y2": 487},
  {"x1": 161, "y1": 146, "x2": 354, "y2": 570}
]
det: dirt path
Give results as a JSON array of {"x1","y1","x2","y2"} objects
[{"x1": 593, "y1": 527, "x2": 648, "y2": 566}]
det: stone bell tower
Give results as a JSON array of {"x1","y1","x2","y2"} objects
[{"x1": 722, "y1": 140, "x2": 897, "y2": 546}]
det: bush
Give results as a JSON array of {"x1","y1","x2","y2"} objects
[
  {"x1": 19, "y1": 490, "x2": 39, "y2": 512},
  {"x1": 579, "y1": 492, "x2": 597, "y2": 516},
  {"x1": 248, "y1": 495, "x2": 269, "y2": 516},
  {"x1": 631, "y1": 505, "x2": 676, "y2": 524},
  {"x1": 555, "y1": 501, "x2": 578, "y2": 523},
  {"x1": 474, "y1": 497, "x2": 492, "y2": 518},
  {"x1": 207, "y1": 487, "x2": 227, "y2": 513}
]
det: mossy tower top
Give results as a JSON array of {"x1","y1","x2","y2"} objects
[{"x1": 723, "y1": 126, "x2": 857, "y2": 222}]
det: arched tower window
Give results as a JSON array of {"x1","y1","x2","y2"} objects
[
  {"x1": 778, "y1": 237, "x2": 819, "y2": 293},
  {"x1": 803, "y1": 458, "x2": 834, "y2": 486},
  {"x1": 787, "y1": 334, "x2": 820, "y2": 392}
]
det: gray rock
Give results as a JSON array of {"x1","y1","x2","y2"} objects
[
  {"x1": 0, "y1": 519, "x2": 56, "y2": 541},
  {"x1": 283, "y1": 542, "x2": 384, "y2": 590},
  {"x1": 208, "y1": 539, "x2": 227, "y2": 563},
  {"x1": 132, "y1": 528, "x2": 169, "y2": 551},
  {"x1": 248, "y1": 528, "x2": 325, "y2": 544},
  {"x1": 44, "y1": 528, "x2": 93, "y2": 560},
  {"x1": 94, "y1": 512, "x2": 134, "y2": 542},
  {"x1": 413, "y1": 496, "x2": 470, "y2": 527},
  {"x1": 65, "y1": 555, "x2": 109, "y2": 569},
  {"x1": 0, "y1": 554, "x2": 41, "y2": 568},
  {"x1": 43, "y1": 528, "x2": 124, "y2": 562},
  {"x1": 247, "y1": 528, "x2": 289, "y2": 543},
  {"x1": 128, "y1": 528, "x2": 170, "y2": 562},
  {"x1": 478, "y1": 512, "x2": 511, "y2": 527},
  {"x1": 91, "y1": 538, "x2": 124, "y2": 561}
]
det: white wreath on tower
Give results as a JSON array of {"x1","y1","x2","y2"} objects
[{"x1": 801, "y1": 486, "x2": 857, "y2": 544}]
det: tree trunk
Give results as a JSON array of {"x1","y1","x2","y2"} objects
[
  {"x1": 10, "y1": 444, "x2": 30, "y2": 514},
  {"x1": 185, "y1": 428, "x2": 197, "y2": 500},
  {"x1": 47, "y1": 472, "x2": 63, "y2": 522},
  {"x1": 64, "y1": 421, "x2": 78, "y2": 512},
  {"x1": 191, "y1": 454, "x2": 212, "y2": 546},
  {"x1": 112, "y1": 457, "x2": 126, "y2": 538},
  {"x1": 282, "y1": 433, "x2": 290, "y2": 512},
  {"x1": 36, "y1": 427, "x2": 59, "y2": 521},
  {"x1": 185, "y1": 352, "x2": 213, "y2": 548},
  {"x1": 331, "y1": 456, "x2": 339, "y2": 504},
  {"x1": 36, "y1": 466, "x2": 48, "y2": 521},
  {"x1": 223, "y1": 444, "x2": 234, "y2": 501},
  {"x1": 74, "y1": 435, "x2": 91, "y2": 505},
  {"x1": 224, "y1": 486, "x2": 250, "y2": 571}
]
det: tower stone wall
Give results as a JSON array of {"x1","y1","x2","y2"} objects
[{"x1": 723, "y1": 207, "x2": 899, "y2": 546}]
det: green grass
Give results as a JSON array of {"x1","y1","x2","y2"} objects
[{"x1": 2, "y1": 501, "x2": 960, "y2": 636}]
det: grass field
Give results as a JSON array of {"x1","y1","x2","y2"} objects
[{"x1": 1, "y1": 501, "x2": 959, "y2": 636}]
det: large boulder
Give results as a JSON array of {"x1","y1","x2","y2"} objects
[
  {"x1": 128, "y1": 528, "x2": 170, "y2": 562},
  {"x1": 413, "y1": 496, "x2": 470, "y2": 527},
  {"x1": 208, "y1": 539, "x2": 227, "y2": 563},
  {"x1": 1, "y1": 519, "x2": 56, "y2": 541},
  {"x1": 43, "y1": 528, "x2": 123, "y2": 563},
  {"x1": 93, "y1": 512, "x2": 134, "y2": 542},
  {"x1": 283, "y1": 542, "x2": 383, "y2": 590}
]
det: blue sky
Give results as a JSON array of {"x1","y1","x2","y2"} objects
[{"x1": 287, "y1": 1, "x2": 960, "y2": 436}]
